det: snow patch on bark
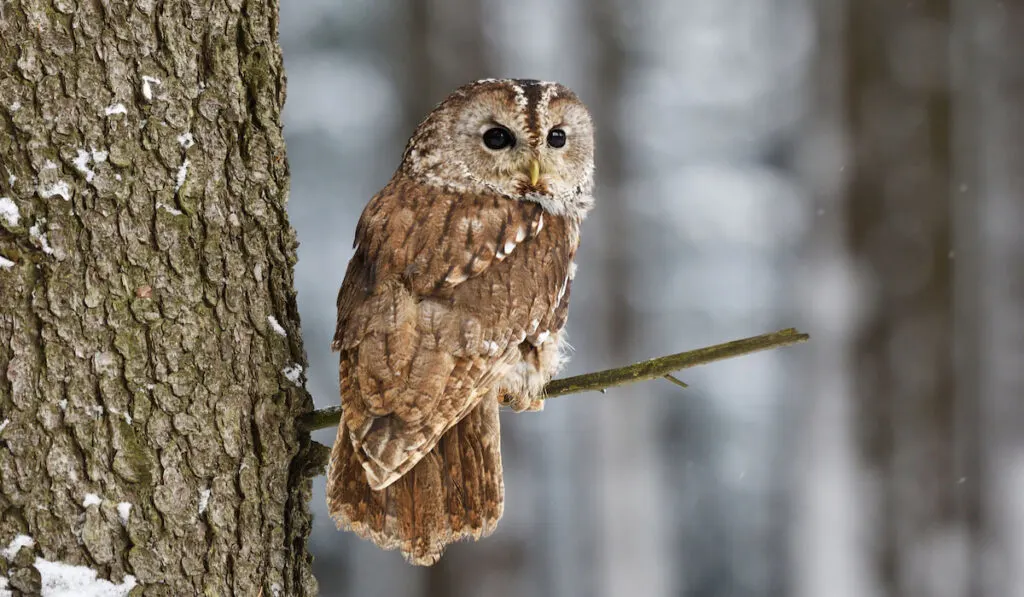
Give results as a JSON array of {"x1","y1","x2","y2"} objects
[
  {"x1": 198, "y1": 488, "x2": 211, "y2": 514},
  {"x1": 33, "y1": 558, "x2": 137, "y2": 597},
  {"x1": 116, "y1": 503, "x2": 132, "y2": 526},
  {"x1": 267, "y1": 316, "x2": 287, "y2": 337},
  {"x1": 29, "y1": 221, "x2": 53, "y2": 254},
  {"x1": 282, "y1": 364, "x2": 304, "y2": 386},
  {"x1": 156, "y1": 202, "x2": 183, "y2": 216},
  {"x1": 174, "y1": 159, "x2": 189, "y2": 191},
  {"x1": 3, "y1": 535, "x2": 34, "y2": 560},
  {"x1": 38, "y1": 180, "x2": 70, "y2": 201},
  {"x1": 141, "y1": 76, "x2": 161, "y2": 101},
  {"x1": 0, "y1": 197, "x2": 19, "y2": 227}
]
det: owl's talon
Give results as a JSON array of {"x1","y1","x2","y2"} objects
[{"x1": 502, "y1": 393, "x2": 544, "y2": 412}]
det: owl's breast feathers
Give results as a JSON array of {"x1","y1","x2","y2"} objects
[{"x1": 332, "y1": 178, "x2": 578, "y2": 489}]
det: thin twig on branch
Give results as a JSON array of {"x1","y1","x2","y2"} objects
[{"x1": 298, "y1": 327, "x2": 810, "y2": 432}]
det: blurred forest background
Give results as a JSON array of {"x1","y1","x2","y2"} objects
[{"x1": 279, "y1": 1, "x2": 1023, "y2": 596}]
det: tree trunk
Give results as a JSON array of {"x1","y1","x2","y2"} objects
[
  {"x1": 0, "y1": 1, "x2": 318, "y2": 595},
  {"x1": 587, "y1": 3, "x2": 673, "y2": 596},
  {"x1": 952, "y1": 2, "x2": 1024, "y2": 595},
  {"x1": 790, "y1": 0, "x2": 873, "y2": 595},
  {"x1": 844, "y1": 1, "x2": 965, "y2": 595}
]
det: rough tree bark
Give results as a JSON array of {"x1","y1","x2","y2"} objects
[{"x1": 0, "y1": 1, "x2": 319, "y2": 595}]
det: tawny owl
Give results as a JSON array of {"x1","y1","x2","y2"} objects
[{"x1": 326, "y1": 78, "x2": 595, "y2": 565}]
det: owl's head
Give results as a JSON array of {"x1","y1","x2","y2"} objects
[{"x1": 399, "y1": 79, "x2": 595, "y2": 217}]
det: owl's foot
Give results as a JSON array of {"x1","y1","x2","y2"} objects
[{"x1": 500, "y1": 392, "x2": 545, "y2": 412}]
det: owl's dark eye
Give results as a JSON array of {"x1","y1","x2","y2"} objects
[
  {"x1": 547, "y1": 128, "x2": 567, "y2": 148},
  {"x1": 482, "y1": 127, "x2": 515, "y2": 150}
]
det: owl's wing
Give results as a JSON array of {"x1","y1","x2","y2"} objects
[{"x1": 333, "y1": 179, "x2": 570, "y2": 490}]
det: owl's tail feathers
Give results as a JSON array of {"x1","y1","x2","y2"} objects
[{"x1": 326, "y1": 398, "x2": 504, "y2": 566}]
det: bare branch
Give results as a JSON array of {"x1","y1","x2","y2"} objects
[{"x1": 298, "y1": 328, "x2": 810, "y2": 432}]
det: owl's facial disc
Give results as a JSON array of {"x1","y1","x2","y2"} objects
[{"x1": 401, "y1": 79, "x2": 595, "y2": 216}]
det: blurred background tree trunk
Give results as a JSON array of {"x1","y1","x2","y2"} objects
[
  {"x1": 790, "y1": 0, "x2": 872, "y2": 596},
  {"x1": 587, "y1": 2, "x2": 676, "y2": 596},
  {"x1": 0, "y1": 1, "x2": 316, "y2": 594},
  {"x1": 952, "y1": 1, "x2": 1024, "y2": 596},
  {"x1": 843, "y1": 1, "x2": 970, "y2": 595}
]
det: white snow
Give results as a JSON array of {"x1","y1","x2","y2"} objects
[
  {"x1": 103, "y1": 103, "x2": 127, "y2": 116},
  {"x1": 198, "y1": 488, "x2": 211, "y2": 514},
  {"x1": 3, "y1": 535, "x2": 34, "y2": 560},
  {"x1": 73, "y1": 149, "x2": 108, "y2": 183},
  {"x1": 0, "y1": 575, "x2": 9, "y2": 597},
  {"x1": 0, "y1": 256, "x2": 12, "y2": 269},
  {"x1": 7, "y1": 174, "x2": 15, "y2": 186},
  {"x1": 177, "y1": 132, "x2": 194, "y2": 149},
  {"x1": 82, "y1": 493, "x2": 102, "y2": 508},
  {"x1": 39, "y1": 180, "x2": 71, "y2": 201},
  {"x1": 73, "y1": 150, "x2": 96, "y2": 183},
  {"x1": 270, "y1": 582, "x2": 282, "y2": 597},
  {"x1": 267, "y1": 316, "x2": 287, "y2": 337},
  {"x1": 33, "y1": 558, "x2": 137, "y2": 597},
  {"x1": 0, "y1": 419, "x2": 8, "y2": 434},
  {"x1": 42, "y1": 160, "x2": 57, "y2": 170},
  {"x1": 116, "y1": 503, "x2": 132, "y2": 526},
  {"x1": 9, "y1": 101, "x2": 20, "y2": 112},
  {"x1": 29, "y1": 222, "x2": 54, "y2": 254},
  {"x1": 282, "y1": 364, "x2": 303, "y2": 386},
  {"x1": 57, "y1": 399, "x2": 68, "y2": 411},
  {"x1": 0, "y1": 197, "x2": 19, "y2": 227},
  {"x1": 141, "y1": 76, "x2": 161, "y2": 101},
  {"x1": 156, "y1": 202, "x2": 183, "y2": 216},
  {"x1": 107, "y1": 407, "x2": 132, "y2": 425},
  {"x1": 174, "y1": 159, "x2": 189, "y2": 191}
]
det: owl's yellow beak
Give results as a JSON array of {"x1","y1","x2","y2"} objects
[{"x1": 528, "y1": 158, "x2": 541, "y2": 186}]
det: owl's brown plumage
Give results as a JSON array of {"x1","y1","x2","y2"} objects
[{"x1": 326, "y1": 78, "x2": 595, "y2": 565}]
